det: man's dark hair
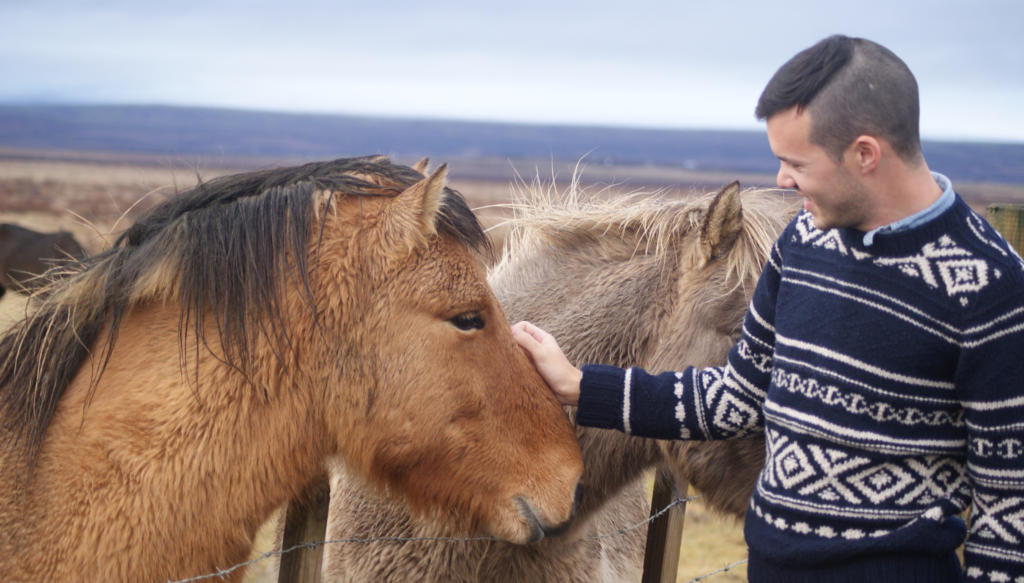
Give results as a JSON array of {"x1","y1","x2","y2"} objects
[{"x1": 755, "y1": 35, "x2": 922, "y2": 164}]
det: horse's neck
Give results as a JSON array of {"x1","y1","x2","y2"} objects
[
  {"x1": 573, "y1": 421, "x2": 662, "y2": 520},
  {"x1": 8, "y1": 302, "x2": 326, "y2": 580}
]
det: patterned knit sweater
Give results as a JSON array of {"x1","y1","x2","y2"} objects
[{"x1": 577, "y1": 196, "x2": 1024, "y2": 581}]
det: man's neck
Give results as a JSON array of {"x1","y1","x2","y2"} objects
[{"x1": 859, "y1": 159, "x2": 944, "y2": 231}]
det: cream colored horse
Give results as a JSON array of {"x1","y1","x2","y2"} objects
[{"x1": 322, "y1": 180, "x2": 797, "y2": 582}]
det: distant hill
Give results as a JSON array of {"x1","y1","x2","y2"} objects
[{"x1": 1, "y1": 105, "x2": 1021, "y2": 185}]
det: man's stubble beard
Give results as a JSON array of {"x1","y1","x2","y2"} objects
[{"x1": 813, "y1": 165, "x2": 873, "y2": 231}]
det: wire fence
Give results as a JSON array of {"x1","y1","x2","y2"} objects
[
  {"x1": 682, "y1": 559, "x2": 748, "y2": 583},
  {"x1": 167, "y1": 492, "x2": 747, "y2": 583}
]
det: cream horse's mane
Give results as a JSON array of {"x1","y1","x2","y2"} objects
[{"x1": 497, "y1": 176, "x2": 797, "y2": 290}]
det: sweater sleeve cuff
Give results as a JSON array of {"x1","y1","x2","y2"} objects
[{"x1": 577, "y1": 364, "x2": 626, "y2": 431}]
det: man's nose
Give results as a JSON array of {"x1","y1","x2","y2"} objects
[{"x1": 776, "y1": 165, "x2": 795, "y2": 189}]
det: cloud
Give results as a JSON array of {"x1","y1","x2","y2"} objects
[{"x1": 1, "y1": 0, "x2": 1021, "y2": 141}]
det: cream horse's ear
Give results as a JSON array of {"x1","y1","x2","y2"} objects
[
  {"x1": 411, "y1": 157, "x2": 431, "y2": 175},
  {"x1": 696, "y1": 181, "x2": 744, "y2": 268},
  {"x1": 382, "y1": 164, "x2": 448, "y2": 254}
]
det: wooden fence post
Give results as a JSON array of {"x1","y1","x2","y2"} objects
[
  {"x1": 987, "y1": 204, "x2": 1024, "y2": 256},
  {"x1": 278, "y1": 475, "x2": 331, "y2": 583},
  {"x1": 641, "y1": 466, "x2": 687, "y2": 583}
]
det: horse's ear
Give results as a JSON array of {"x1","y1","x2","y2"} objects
[
  {"x1": 382, "y1": 163, "x2": 448, "y2": 254},
  {"x1": 411, "y1": 157, "x2": 430, "y2": 175},
  {"x1": 696, "y1": 181, "x2": 744, "y2": 268}
]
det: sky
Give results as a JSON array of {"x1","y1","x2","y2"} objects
[{"x1": 1, "y1": 0, "x2": 1022, "y2": 143}]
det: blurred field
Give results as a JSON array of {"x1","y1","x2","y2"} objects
[
  {"x1": 0, "y1": 153, "x2": 1018, "y2": 582},
  {"x1": 675, "y1": 497, "x2": 748, "y2": 583}
]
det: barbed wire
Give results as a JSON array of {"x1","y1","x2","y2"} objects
[
  {"x1": 587, "y1": 493, "x2": 698, "y2": 540},
  {"x1": 166, "y1": 534, "x2": 500, "y2": 583},
  {"x1": 168, "y1": 493, "x2": 747, "y2": 583},
  {"x1": 682, "y1": 558, "x2": 749, "y2": 583}
]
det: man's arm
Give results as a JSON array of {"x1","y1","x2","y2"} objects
[
  {"x1": 515, "y1": 238, "x2": 785, "y2": 441},
  {"x1": 958, "y1": 288, "x2": 1024, "y2": 581}
]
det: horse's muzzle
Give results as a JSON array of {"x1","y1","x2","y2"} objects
[{"x1": 514, "y1": 481, "x2": 585, "y2": 543}]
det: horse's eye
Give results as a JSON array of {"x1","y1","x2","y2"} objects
[{"x1": 450, "y1": 312, "x2": 485, "y2": 331}]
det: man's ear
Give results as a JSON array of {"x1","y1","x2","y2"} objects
[
  {"x1": 380, "y1": 164, "x2": 448, "y2": 255},
  {"x1": 848, "y1": 135, "x2": 882, "y2": 175}
]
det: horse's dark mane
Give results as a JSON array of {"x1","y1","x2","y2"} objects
[{"x1": 0, "y1": 156, "x2": 490, "y2": 473}]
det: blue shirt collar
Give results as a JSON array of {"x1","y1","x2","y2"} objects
[{"x1": 863, "y1": 172, "x2": 955, "y2": 246}]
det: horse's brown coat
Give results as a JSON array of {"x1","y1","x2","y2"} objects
[
  {"x1": 322, "y1": 181, "x2": 797, "y2": 582},
  {"x1": 0, "y1": 157, "x2": 584, "y2": 582}
]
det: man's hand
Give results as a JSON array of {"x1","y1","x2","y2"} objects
[{"x1": 512, "y1": 321, "x2": 581, "y2": 407}]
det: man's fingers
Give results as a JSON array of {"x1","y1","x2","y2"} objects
[
  {"x1": 513, "y1": 325, "x2": 539, "y2": 347},
  {"x1": 514, "y1": 320, "x2": 553, "y2": 345}
]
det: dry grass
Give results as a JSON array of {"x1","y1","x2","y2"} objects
[
  {"x1": 675, "y1": 499, "x2": 748, "y2": 583},
  {"x1": 0, "y1": 158, "x2": 245, "y2": 254}
]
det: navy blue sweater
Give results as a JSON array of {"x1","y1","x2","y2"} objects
[{"x1": 578, "y1": 197, "x2": 1024, "y2": 582}]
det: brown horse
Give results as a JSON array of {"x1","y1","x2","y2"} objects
[
  {"x1": 0, "y1": 157, "x2": 584, "y2": 582},
  {"x1": 322, "y1": 180, "x2": 797, "y2": 582}
]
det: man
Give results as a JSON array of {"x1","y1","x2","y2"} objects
[{"x1": 513, "y1": 35, "x2": 1024, "y2": 582}]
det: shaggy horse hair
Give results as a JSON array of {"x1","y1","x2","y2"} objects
[
  {"x1": 321, "y1": 180, "x2": 798, "y2": 582},
  {"x1": 0, "y1": 156, "x2": 584, "y2": 582}
]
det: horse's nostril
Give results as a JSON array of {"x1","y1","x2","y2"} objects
[
  {"x1": 513, "y1": 484, "x2": 583, "y2": 543},
  {"x1": 513, "y1": 497, "x2": 545, "y2": 543}
]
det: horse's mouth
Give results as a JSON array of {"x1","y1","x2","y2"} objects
[{"x1": 512, "y1": 481, "x2": 584, "y2": 543}]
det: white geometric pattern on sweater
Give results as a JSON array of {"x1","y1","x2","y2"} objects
[
  {"x1": 972, "y1": 438, "x2": 1024, "y2": 460},
  {"x1": 874, "y1": 235, "x2": 991, "y2": 304},
  {"x1": 763, "y1": 430, "x2": 969, "y2": 507},
  {"x1": 971, "y1": 494, "x2": 1024, "y2": 544},
  {"x1": 700, "y1": 367, "x2": 726, "y2": 406},
  {"x1": 963, "y1": 566, "x2": 1024, "y2": 582},
  {"x1": 752, "y1": 502, "x2": 890, "y2": 540},
  {"x1": 673, "y1": 372, "x2": 691, "y2": 439},
  {"x1": 772, "y1": 367, "x2": 966, "y2": 427},
  {"x1": 845, "y1": 462, "x2": 917, "y2": 505},
  {"x1": 737, "y1": 339, "x2": 773, "y2": 373},
  {"x1": 794, "y1": 213, "x2": 851, "y2": 257},
  {"x1": 763, "y1": 431, "x2": 816, "y2": 489},
  {"x1": 794, "y1": 212, "x2": 823, "y2": 244},
  {"x1": 968, "y1": 438, "x2": 1024, "y2": 462},
  {"x1": 797, "y1": 444, "x2": 873, "y2": 504},
  {"x1": 968, "y1": 214, "x2": 1012, "y2": 259},
  {"x1": 896, "y1": 457, "x2": 971, "y2": 505},
  {"x1": 713, "y1": 392, "x2": 761, "y2": 434},
  {"x1": 698, "y1": 366, "x2": 761, "y2": 436}
]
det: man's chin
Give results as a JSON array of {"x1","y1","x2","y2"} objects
[{"x1": 810, "y1": 212, "x2": 838, "y2": 231}]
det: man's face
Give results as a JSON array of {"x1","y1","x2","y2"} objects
[{"x1": 766, "y1": 107, "x2": 871, "y2": 231}]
